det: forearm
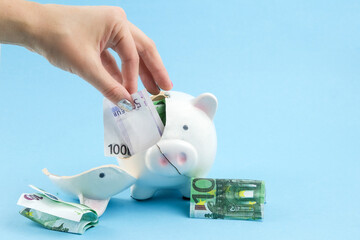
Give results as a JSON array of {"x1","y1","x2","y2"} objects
[{"x1": 0, "y1": 0, "x2": 41, "y2": 48}]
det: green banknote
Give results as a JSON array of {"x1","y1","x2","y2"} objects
[
  {"x1": 17, "y1": 185, "x2": 98, "y2": 234},
  {"x1": 190, "y1": 178, "x2": 265, "y2": 220},
  {"x1": 19, "y1": 208, "x2": 97, "y2": 234},
  {"x1": 153, "y1": 98, "x2": 166, "y2": 126}
]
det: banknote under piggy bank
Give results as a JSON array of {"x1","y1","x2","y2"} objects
[{"x1": 44, "y1": 91, "x2": 218, "y2": 216}]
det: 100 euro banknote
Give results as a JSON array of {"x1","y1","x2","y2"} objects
[
  {"x1": 190, "y1": 178, "x2": 265, "y2": 220},
  {"x1": 103, "y1": 89, "x2": 165, "y2": 158},
  {"x1": 17, "y1": 185, "x2": 98, "y2": 234}
]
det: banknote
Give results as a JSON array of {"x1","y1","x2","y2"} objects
[
  {"x1": 190, "y1": 178, "x2": 265, "y2": 220},
  {"x1": 103, "y1": 89, "x2": 165, "y2": 158},
  {"x1": 17, "y1": 185, "x2": 98, "y2": 234},
  {"x1": 153, "y1": 98, "x2": 166, "y2": 125}
]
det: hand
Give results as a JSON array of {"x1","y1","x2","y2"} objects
[{"x1": 0, "y1": 1, "x2": 172, "y2": 106}]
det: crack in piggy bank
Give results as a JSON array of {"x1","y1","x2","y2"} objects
[{"x1": 156, "y1": 144, "x2": 182, "y2": 176}]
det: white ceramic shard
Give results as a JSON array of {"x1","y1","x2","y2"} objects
[{"x1": 42, "y1": 165, "x2": 136, "y2": 216}]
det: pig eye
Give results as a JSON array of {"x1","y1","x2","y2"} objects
[
  {"x1": 183, "y1": 125, "x2": 189, "y2": 130},
  {"x1": 99, "y1": 173, "x2": 105, "y2": 178}
]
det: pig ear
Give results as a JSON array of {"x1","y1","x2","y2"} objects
[{"x1": 192, "y1": 93, "x2": 218, "y2": 119}]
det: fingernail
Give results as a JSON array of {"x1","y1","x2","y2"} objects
[{"x1": 117, "y1": 99, "x2": 134, "y2": 112}]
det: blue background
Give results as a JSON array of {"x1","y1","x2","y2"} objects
[{"x1": 1, "y1": 0, "x2": 359, "y2": 239}]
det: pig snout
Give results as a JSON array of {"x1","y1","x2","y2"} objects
[{"x1": 145, "y1": 140, "x2": 198, "y2": 177}]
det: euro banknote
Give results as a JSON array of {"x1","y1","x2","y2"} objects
[
  {"x1": 103, "y1": 89, "x2": 165, "y2": 158},
  {"x1": 17, "y1": 185, "x2": 98, "y2": 234},
  {"x1": 190, "y1": 178, "x2": 265, "y2": 220}
]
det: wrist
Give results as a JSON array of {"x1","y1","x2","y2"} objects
[{"x1": 0, "y1": 0, "x2": 43, "y2": 49}]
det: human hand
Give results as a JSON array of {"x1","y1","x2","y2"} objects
[{"x1": 0, "y1": 1, "x2": 172, "y2": 108}]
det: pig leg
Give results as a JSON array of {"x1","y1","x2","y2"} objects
[{"x1": 131, "y1": 184, "x2": 157, "y2": 200}]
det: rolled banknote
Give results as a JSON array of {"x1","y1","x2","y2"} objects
[
  {"x1": 190, "y1": 178, "x2": 265, "y2": 220},
  {"x1": 17, "y1": 185, "x2": 98, "y2": 234},
  {"x1": 103, "y1": 89, "x2": 165, "y2": 158}
]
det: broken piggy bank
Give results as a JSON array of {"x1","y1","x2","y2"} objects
[{"x1": 43, "y1": 91, "x2": 218, "y2": 216}]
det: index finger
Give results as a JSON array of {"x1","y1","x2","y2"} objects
[{"x1": 112, "y1": 23, "x2": 139, "y2": 94}]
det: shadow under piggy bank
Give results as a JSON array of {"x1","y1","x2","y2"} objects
[
  {"x1": 106, "y1": 190, "x2": 190, "y2": 219},
  {"x1": 43, "y1": 91, "x2": 218, "y2": 216}
]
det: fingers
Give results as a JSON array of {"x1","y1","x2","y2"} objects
[
  {"x1": 112, "y1": 22, "x2": 139, "y2": 94},
  {"x1": 100, "y1": 50, "x2": 123, "y2": 84},
  {"x1": 84, "y1": 56, "x2": 132, "y2": 106},
  {"x1": 128, "y1": 22, "x2": 172, "y2": 91},
  {"x1": 99, "y1": 49, "x2": 160, "y2": 100},
  {"x1": 139, "y1": 58, "x2": 160, "y2": 95}
]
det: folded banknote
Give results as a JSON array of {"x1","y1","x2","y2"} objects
[
  {"x1": 103, "y1": 89, "x2": 165, "y2": 158},
  {"x1": 17, "y1": 185, "x2": 98, "y2": 234}
]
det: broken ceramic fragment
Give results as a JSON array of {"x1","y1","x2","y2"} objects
[{"x1": 43, "y1": 165, "x2": 136, "y2": 216}]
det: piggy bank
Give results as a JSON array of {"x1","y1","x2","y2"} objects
[
  {"x1": 119, "y1": 91, "x2": 218, "y2": 200},
  {"x1": 43, "y1": 91, "x2": 217, "y2": 216}
]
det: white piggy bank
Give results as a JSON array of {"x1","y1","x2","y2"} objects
[
  {"x1": 43, "y1": 91, "x2": 217, "y2": 215},
  {"x1": 119, "y1": 91, "x2": 218, "y2": 200}
]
